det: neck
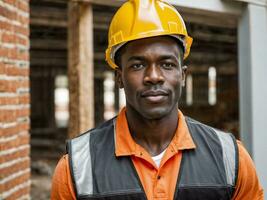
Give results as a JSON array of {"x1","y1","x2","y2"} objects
[{"x1": 125, "y1": 106, "x2": 179, "y2": 156}]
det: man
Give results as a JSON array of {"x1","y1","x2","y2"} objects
[{"x1": 51, "y1": 0, "x2": 264, "y2": 199}]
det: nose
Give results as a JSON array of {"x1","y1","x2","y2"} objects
[{"x1": 144, "y1": 64, "x2": 164, "y2": 85}]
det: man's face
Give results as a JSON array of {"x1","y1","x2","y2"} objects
[{"x1": 116, "y1": 36, "x2": 185, "y2": 120}]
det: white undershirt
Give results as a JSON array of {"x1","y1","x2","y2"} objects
[{"x1": 152, "y1": 149, "x2": 167, "y2": 168}]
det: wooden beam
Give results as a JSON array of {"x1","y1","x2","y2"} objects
[
  {"x1": 30, "y1": 50, "x2": 67, "y2": 67},
  {"x1": 30, "y1": 5, "x2": 67, "y2": 27},
  {"x1": 226, "y1": 0, "x2": 267, "y2": 6},
  {"x1": 31, "y1": 39, "x2": 67, "y2": 50},
  {"x1": 68, "y1": 2, "x2": 94, "y2": 138},
  {"x1": 31, "y1": 5, "x2": 67, "y2": 19},
  {"x1": 30, "y1": 18, "x2": 67, "y2": 27},
  {"x1": 76, "y1": 0, "x2": 243, "y2": 15}
]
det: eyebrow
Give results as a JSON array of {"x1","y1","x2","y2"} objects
[
  {"x1": 127, "y1": 55, "x2": 179, "y2": 62},
  {"x1": 127, "y1": 56, "x2": 146, "y2": 63},
  {"x1": 158, "y1": 55, "x2": 179, "y2": 62}
]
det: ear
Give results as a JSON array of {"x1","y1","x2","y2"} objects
[
  {"x1": 115, "y1": 69, "x2": 124, "y2": 88},
  {"x1": 181, "y1": 65, "x2": 187, "y2": 87}
]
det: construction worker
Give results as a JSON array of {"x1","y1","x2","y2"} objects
[{"x1": 51, "y1": 0, "x2": 264, "y2": 199}]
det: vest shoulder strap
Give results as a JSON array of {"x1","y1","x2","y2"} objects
[
  {"x1": 67, "y1": 132, "x2": 93, "y2": 197},
  {"x1": 182, "y1": 117, "x2": 238, "y2": 195}
]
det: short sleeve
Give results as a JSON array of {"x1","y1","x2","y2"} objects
[
  {"x1": 51, "y1": 155, "x2": 76, "y2": 200},
  {"x1": 232, "y1": 141, "x2": 264, "y2": 200}
]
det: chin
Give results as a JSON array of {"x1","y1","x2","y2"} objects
[{"x1": 140, "y1": 107, "x2": 171, "y2": 120}]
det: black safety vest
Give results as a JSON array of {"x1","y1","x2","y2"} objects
[{"x1": 67, "y1": 117, "x2": 238, "y2": 200}]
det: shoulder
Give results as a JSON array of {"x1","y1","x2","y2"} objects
[
  {"x1": 232, "y1": 141, "x2": 264, "y2": 199},
  {"x1": 51, "y1": 155, "x2": 76, "y2": 200},
  {"x1": 185, "y1": 117, "x2": 237, "y2": 147},
  {"x1": 67, "y1": 117, "x2": 116, "y2": 148}
]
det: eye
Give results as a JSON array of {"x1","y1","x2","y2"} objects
[
  {"x1": 130, "y1": 63, "x2": 145, "y2": 70},
  {"x1": 161, "y1": 62, "x2": 176, "y2": 70}
]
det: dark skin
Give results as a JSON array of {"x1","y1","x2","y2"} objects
[{"x1": 116, "y1": 36, "x2": 186, "y2": 156}]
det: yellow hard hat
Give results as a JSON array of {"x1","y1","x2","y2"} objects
[{"x1": 105, "y1": 0, "x2": 193, "y2": 69}]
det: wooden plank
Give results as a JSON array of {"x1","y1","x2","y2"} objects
[
  {"x1": 31, "y1": 5, "x2": 67, "y2": 19},
  {"x1": 31, "y1": 39, "x2": 67, "y2": 50},
  {"x1": 30, "y1": 4, "x2": 67, "y2": 27},
  {"x1": 75, "y1": 0, "x2": 243, "y2": 15},
  {"x1": 226, "y1": 0, "x2": 267, "y2": 6},
  {"x1": 92, "y1": 5, "x2": 238, "y2": 29},
  {"x1": 30, "y1": 18, "x2": 67, "y2": 27},
  {"x1": 30, "y1": 50, "x2": 67, "y2": 67},
  {"x1": 68, "y1": 2, "x2": 94, "y2": 138}
]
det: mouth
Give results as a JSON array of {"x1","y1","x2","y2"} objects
[{"x1": 140, "y1": 89, "x2": 168, "y2": 103}]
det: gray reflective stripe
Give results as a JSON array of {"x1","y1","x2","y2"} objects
[
  {"x1": 213, "y1": 129, "x2": 236, "y2": 186},
  {"x1": 71, "y1": 133, "x2": 93, "y2": 196}
]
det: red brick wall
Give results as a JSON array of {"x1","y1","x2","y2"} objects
[{"x1": 0, "y1": 0, "x2": 30, "y2": 199}]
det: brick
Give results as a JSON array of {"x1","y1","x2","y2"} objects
[
  {"x1": 16, "y1": 36, "x2": 29, "y2": 46},
  {"x1": 17, "y1": 107, "x2": 30, "y2": 118},
  {"x1": 3, "y1": 0, "x2": 16, "y2": 5},
  {"x1": 0, "y1": 0, "x2": 30, "y2": 198},
  {"x1": 2, "y1": 32, "x2": 15, "y2": 43},
  {"x1": 19, "y1": 79, "x2": 29, "y2": 88},
  {"x1": 0, "y1": 97, "x2": 7, "y2": 105},
  {"x1": 17, "y1": 122, "x2": 30, "y2": 132},
  {"x1": 0, "y1": 5, "x2": 16, "y2": 20},
  {"x1": 0, "y1": 46, "x2": 9, "y2": 57},
  {"x1": 0, "y1": 80, "x2": 7, "y2": 92},
  {"x1": 0, "y1": 109, "x2": 17, "y2": 122},
  {"x1": 18, "y1": 94, "x2": 30, "y2": 104},
  {"x1": 18, "y1": 0, "x2": 29, "y2": 13},
  {"x1": 6, "y1": 184, "x2": 30, "y2": 200},
  {"x1": 0, "y1": 20, "x2": 14, "y2": 31},
  {"x1": 0, "y1": 5, "x2": 14, "y2": 18},
  {"x1": 18, "y1": 67, "x2": 29, "y2": 76},
  {"x1": 17, "y1": 50, "x2": 29, "y2": 61},
  {"x1": 6, "y1": 65, "x2": 19, "y2": 76},
  {"x1": 0, "y1": 96, "x2": 19, "y2": 105},
  {"x1": 6, "y1": 65, "x2": 29, "y2": 76},
  {"x1": 1, "y1": 124, "x2": 19, "y2": 137},
  {"x1": 0, "y1": 79, "x2": 20, "y2": 93},
  {"x1": 0, "y1": 133, "x2": 29, "y2": 151},
  {"x1": 0, "y1": 159, "x2": 29, "y2": 177},
  {"x1": 8, "y1": 48, "x2": 18, "y2": 60},
  {"x1": 18, "y1": 15, "x2": 29, "y2": 25},
  {"x1": 0, "y1": 146, "x2": 29, "y2": 164},
  {"x1": 0, "y1": 62, "x2": 6, "y2": 74},
  {"x1": 14, "y1": 25, "x2": 29, "y2": 36},
  {"x1": 0, "y1": 171, "x2": 30, "y2": 192}
]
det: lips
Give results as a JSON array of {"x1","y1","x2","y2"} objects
[{"x1": 141, "y1": 89, "x2": 168, "y2": 103}]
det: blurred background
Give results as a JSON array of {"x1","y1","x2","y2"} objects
[{"x1": 0, "y1": 0, "x2": 266, "y2": 199}]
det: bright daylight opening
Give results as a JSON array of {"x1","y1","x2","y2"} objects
[
  {"x1": 208, "y1": 66, "x2": 217, "y2": 105},
  {"x1": 55, "y1": 75, "x2": 69, "y2": 128},
  {"x1": 186, "y1": 74, "x2": 193, "y2": 106}
]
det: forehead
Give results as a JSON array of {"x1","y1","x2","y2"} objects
[{"x1": 121, "y1": 36, "x2": 182, "y2": 58}]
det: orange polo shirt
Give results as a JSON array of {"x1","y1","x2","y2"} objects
[{"x1": 51, "y1": 109, "x2": 264, "y2": 200}]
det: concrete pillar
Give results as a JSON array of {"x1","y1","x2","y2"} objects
[
  {"x1": 238, "y1": 3, "x2": 267, "y2": 192},
  {"x1": 68, "y1": 2, "x2": 94, "y2": 138}
]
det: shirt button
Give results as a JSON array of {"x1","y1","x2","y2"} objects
[{"x1": 157, "y1": 175, "x2": 161, "y2": 180}]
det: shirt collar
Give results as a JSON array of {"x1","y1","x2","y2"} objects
[{"x1": 115, "y1": 107, "x2": 196, "y2": 157}]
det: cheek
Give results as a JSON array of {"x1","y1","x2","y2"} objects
[
  {"x1": 167, "y1": 73, "x2": 183, "y2": 98},
  {"x1": 122, "y1": 70, "x2": 142, "y2": 85},
  {"x1": 167, "y1": 72, "x2": 183, "y2": 87},
  {"x1": 122, "y1": 73, "x2": 141, "y2": 95}
]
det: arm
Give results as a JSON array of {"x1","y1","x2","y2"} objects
[
  {"x1": 232, "y1": 141, "x2": 264, "y2": 200},
  {"x1": 51, "y1": 155, "x2": 76, "y2": 200}
]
